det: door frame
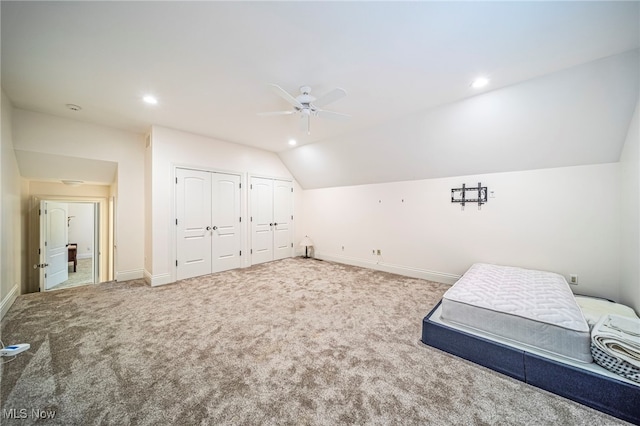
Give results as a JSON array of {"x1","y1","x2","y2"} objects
[
  {"x1": 248, "y1": 174, "x2": 295, "y2": 266},
  {"x1": 170, "y1": 164, "x2": 245, "y2": 284},
  {"x1": 30, "y1": 195, "x2": 111, "y2": 292}
]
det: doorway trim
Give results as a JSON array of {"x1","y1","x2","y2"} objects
[{"x1": 29, "y1": 195, "x2": 112, "y2": 292}]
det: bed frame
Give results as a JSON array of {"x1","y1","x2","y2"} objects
[{"x1": 422, "y1": 301, "x2": 640, "y2": 424}]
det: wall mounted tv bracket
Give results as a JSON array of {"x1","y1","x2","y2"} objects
[{"x1": 451, "y1": 182, "x2": 488, "y2": 210}]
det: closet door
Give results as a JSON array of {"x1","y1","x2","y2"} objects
[
  {"x1": 250, "y1": 177, "x2": 293, "y2": 265},
  {"x1": 211, "y1": 173, "x2": 241, "y2": 273},
  {"x1": 250, "y1": 177, "x2": 274, "y2": 265},
  {"x1": 272, "y1": 180, "x2": 293, "y2": 261},
  {"x1": 176, "y1": 169, "x2": 212, "y2": 280}
]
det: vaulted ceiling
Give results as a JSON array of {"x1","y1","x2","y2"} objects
[{"x1": 2, "y1": 2, "x2": 639, "y2": 188}]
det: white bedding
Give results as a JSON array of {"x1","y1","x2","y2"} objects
[
  {"x1": 592, "y1": 315, "x2": 640, "y2": 369},
  {"x1": 575, "y1": 295, "x2": 639, "y2": 328},
  {"x1": 441, "y1": 263, "x2": 592, "y2": 363}
]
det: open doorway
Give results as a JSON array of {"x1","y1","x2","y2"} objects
[
  {"x1": 55, "y1": 202, "x2": 99, "y2": 290},
  {"x1": 30, "y1": 195, "x2": 111, "y2": 292}
]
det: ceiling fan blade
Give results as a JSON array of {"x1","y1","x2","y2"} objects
[
  {"x1": 313, "y1": 88, "x2": 347, "y2": 108},
  {"x1": 257, "y1": 110, "x2": 295, "y2": 116},
  {"x1": 316, "y1": 109, "x2": 350, "y2": 121},
  {"x1": 269, "y1": 84, "x2": 303, "y2": 108},
  {"x1": 300, "y1": 114, "x2": 310, "y2": 135}
]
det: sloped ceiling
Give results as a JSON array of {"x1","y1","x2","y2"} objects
[
  {"x1": 282, "y1": 50, "x2": 640, "y2": 188},
  {"x1": 1, "y1": 2, "x2": 639, "y2": 188}
]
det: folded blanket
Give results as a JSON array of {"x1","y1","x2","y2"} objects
[
  {"x1": 592, "y1": 314, "x2": 640, "y2": 369},
  {"x1": 591, "y1": 343, "x2": 640, "y2": 383}
]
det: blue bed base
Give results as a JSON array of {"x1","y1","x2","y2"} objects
[{"x1": 421, "y1": 301, "x2": 640, "y2": 424}]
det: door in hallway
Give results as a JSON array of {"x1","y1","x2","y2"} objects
[{"x1": 42, "y1": 201, "x2": 69, "y2": 290}]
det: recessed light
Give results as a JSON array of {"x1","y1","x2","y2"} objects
[
  {"x1": 471, "y1": 77, "x2": 490, "y2": 89},
  {"x1": 143, "y1": 95, "x2": 158, "y2": 105},
  {"x1": 288, "y1": 139, "x2": 297, "y2": 146}
]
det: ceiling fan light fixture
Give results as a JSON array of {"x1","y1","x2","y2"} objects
[{"x1": 260, "y1": 84, "x2": 349, "y2": 135}]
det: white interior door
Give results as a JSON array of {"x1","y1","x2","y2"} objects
[
  {"x1": 273, "y1": 180, "x2": 293, "y2": 260},
  {"x1": 176, "y1": 169, "x2": 212, "y2": 280},
  {"x1": 43, "y1": 201, "x2": 69, "y2": 290},
  {"x1": 251, "y1": 177, "x2": 274, "y2": 265},
  {"x1": 211, "y1": 173, "x2": 241, "y2": 272}
]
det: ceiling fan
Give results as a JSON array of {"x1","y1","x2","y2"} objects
[{"x1": 258, "y1": 84, "x2": 349, "y2": 135}]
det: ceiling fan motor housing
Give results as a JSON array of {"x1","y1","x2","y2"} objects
[{"x1": 297, "y1": 86, "x2": 316, "y2": 105}]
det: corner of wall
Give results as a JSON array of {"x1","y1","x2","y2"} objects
[
  {"x1": 1, "y1": 89, "x2": 23, "y2": 317},
  {"x1": 0, "y1": 284, "x2": 19, "y2": 319},
  {"x1": 619, "y1": 99, "x2": 640, "y2": 313}
]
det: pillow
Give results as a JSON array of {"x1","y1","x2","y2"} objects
[{"x1": 575, "y1": 295, "x2": 638, "y2": 329}]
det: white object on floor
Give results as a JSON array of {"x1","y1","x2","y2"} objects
[
  {"x1": 441, "y1": 263, "x2": 592, "y2": 363},
  {"x1": 429, "y1": 303, "x2": 640, "y2": 387},
  {"x1": 1, "y1": 343, "x2": 30, "y2": 357}
]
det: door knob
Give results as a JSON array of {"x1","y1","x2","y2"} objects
[
  {"x1": 274, "y1": 223, "x2": 278, "y2": 226},
  {"x1": 269, "y1": 223, "x2": 274, "y2": 227},
  {"x1": 206, "y1": 226, "x2": 212, "y2": 231},
  {"x1": 212, "y1": 226, "x2": 218, "y2": 231}
]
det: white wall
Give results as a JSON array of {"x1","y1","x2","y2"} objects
[
  {"x1": 147, "y1": 126, "x2": 294, "y2": 285},
  {"x1": 620, "y1": 100, "x2": 640, "y2": 313},
  {"x1": 29, "y1": 181, "x2": 110, "y2": 199},
  {"x1": 302, "y1": 163, "x2": 621, "y2": 300},
  {"x1": 1, "y1": 91, "x2": 23, "y2": 318},
  {"x1": 12, "y1": 110, "x2": 145, "y2": 282},
  {"x1": 67, "y1": 203, "x2": 95, "y2": 259}
]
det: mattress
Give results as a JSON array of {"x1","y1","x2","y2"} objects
[{"x1": 441, "y1": 263, "x2": 592, "y2": 363}]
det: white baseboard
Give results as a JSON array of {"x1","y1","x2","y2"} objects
[
  {"x1": 1, "y1": 284, "x2": 19, "y2": 319},
  {"x1": 315, "y1": 253, "x2": 460, "y2": 285},
  {"x1": 115, "y1": 269, "x2": 144, "y2": 282},
  {"x1": 144, "y1": 269, "x2": 174, "y2": 287},
  {"x1": 77, "y1": 253, "x2": 93, "y2": 260},
  {"x1": 143, "y1": 269, "x2": 152, "y2": 285}
]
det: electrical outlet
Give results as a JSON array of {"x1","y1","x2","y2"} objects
[
  {"x1": 569, "y1": 274, "x2": 578, "y2": 285},
  {"x1": 376, "y1": 249, "x2": 381, "y2": 255}
]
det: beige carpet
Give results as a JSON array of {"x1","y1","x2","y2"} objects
[{"x1": 0, "y1": 258, "x2": 628, "y2": 425}]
